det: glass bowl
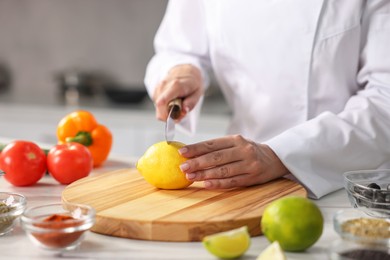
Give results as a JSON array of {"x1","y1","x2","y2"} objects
[
  {"x1": 333, "y1": 208, "x2": 390, "y2": 247},
  {"x1": 343, "y1": 169, "x2": 390, "y2": 218},
  {"x1": 330, "y1": 209, "x2": 390, "y2": 259},
  {"x1": 329, "y1": 239, "x2": 390, "y2": 260},
  {"x1": 21, "y1": 203, "x2": 95, "y2": 251},
  {"x1": 0, "y1": 192, "x2": 27, "y2": 236}
]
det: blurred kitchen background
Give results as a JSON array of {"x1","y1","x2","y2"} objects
[
  {"x1": 0, "y1": 0, "x2": 230, "y2": 158},
  {"x1": 0, "y1": 0, "x2": 229, "y2": 114}
]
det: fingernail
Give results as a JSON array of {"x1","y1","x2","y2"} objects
[
  {"x1": 180, "y1": 162, "x2": 189, "y2": 172},
  {"x1": 186, "y1": 173, "x2": 196, "y2": 180},
  {"x1": 204, "y1": 181, "x2": 212, "y2": 188},
  {"x1": 178, "y1": 147, "x2": 188, "y2": 155}
]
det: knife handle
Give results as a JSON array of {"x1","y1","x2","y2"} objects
[{"x1": 168, "y1": 98, "x2": 182, "y2": 120}]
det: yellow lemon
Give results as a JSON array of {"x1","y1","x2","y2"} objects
[
  {"x1": 202, "y1": 226, "x2": 251, "y2": 259},
  {"x1": 136, "y1": 141, "x2": 192, "y2": 189},
  {"x1": 261, "y1": 196, "x2": 323, "y2": 252},
  {"x1": 257, "y1": 241, "x2": 286, "y2": 260}
]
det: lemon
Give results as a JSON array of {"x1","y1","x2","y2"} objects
[
  {"x1": 202, "y1": 226, "x2": 251, "y2": 259},
  {"x1": 136, "y1": 141, "x2": 193, "y2": 189},
  {"x1": 257, "y1": 241, "x2": 286, "y2": 260},
  {"x1": 261, "y1": 196, "x2": 323, "y2": 252}
]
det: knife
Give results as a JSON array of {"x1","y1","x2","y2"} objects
[{"x1": 165, "y1": 98, "x2": 182, "y2": 143}]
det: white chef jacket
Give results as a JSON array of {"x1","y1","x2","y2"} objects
[{"x1": 144, "y1": 0, "x2": 390, "y2": 199}]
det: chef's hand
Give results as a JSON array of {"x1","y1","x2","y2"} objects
[
  {"x1": 179, "y1": 135, "x2": 290, "y2": 189},
  {"x1": 153, "y1": 64, "x2": 203, "y2": 121}
]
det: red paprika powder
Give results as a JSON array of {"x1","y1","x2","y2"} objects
[{"x1": 32, "y1": 214, "x2": 86, "y2": 248}]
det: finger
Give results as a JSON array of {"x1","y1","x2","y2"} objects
[
  {"x1": 153, "y1": 80, "x2": 169, "y2": 121},
  {"x1": 177, "y1": 76, "x2": 203, "y2": 111},
  {"x1": 155, "y1": 101, "x2": 168, "y2": 122},
  {"x1": 174, "y1": 79, "x2": 203, "y2": 121},
  {"x1": 155, "y1": 80, "x2": 177, "y2": 105},
  {"x1": 203, "y1": 173, "x2": 259, "y2": 189},
  {"x1": 155, "y1": 80, "x2": 180, "y2": 120},
  {"x1": 174, "y1": 106, "x2": 190, "y2": 122},
  {"x1": 180, "y1": 135, "x2": 246, "y2": 158},
  {"x1": 180, "y1": 146, "x2": 246, "y2": 174},
  {"x1": 155, "y1": 78, "x2": 195, "y2": 121},
  {"x1": 185, "y1": 160, "x2": 245, "y2": 181},
  {"x1": 181, "y1": 89, "x2": 201, "y2": 114},
  {"x1": 204, "y1": 170, "x2": 280, "y2": 189},
  {"x1": 185, "y1": 157, "x2": 263, "y2": 181},
  {"x1": 152, "y1": 79, "x2": 166, "y2": 103}
]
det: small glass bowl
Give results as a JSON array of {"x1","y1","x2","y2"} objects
[
  {"x1": 343, "y1": 169, "x2": 390, "y2": 218},
  {"x1": 329, "y1": 239, "x2": 390, "y2": 260},
  {"x1": 0, "y1": 192, "x2": 26, "y2": 236},
  {"x1": 21, "y1": 203, "x2": 95, "y2": 251},
  {"x1": 330, "y1": 209, "x2": 390, "y2": 259},
  {"x1": 333, "y1": 208, "x2": 390, "y2": 247}
]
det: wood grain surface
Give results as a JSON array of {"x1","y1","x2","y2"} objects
[{"x1": 62, "y1": 169, "x2": 307, "y2": 242}]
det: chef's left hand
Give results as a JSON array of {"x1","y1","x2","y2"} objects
[{"x1": 179, "y1": 135, "x2": 290, "y2": 189}]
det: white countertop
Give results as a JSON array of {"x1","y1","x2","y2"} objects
[{"x1": 0, "y1": 103, "x2": 351, "y2": 259}]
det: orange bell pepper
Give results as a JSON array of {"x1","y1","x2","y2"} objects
[{"x1": 57, "y1": 110, "x2": 112, "y2": 167}]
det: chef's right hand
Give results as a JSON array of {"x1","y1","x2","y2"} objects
[{"x1": 153, "y1": 64, "x2": 204, "y2": 122}]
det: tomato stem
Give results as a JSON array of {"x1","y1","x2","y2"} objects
[
  {"x1": 66, "y1": 131, "x2": 93, "y2": 146},
  {"x1": 0, "y1": 143, "x2": 7, "y2": 152}
]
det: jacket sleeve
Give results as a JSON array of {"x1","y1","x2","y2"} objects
[
  {"x1": 144, "y1": 0, "x2": 211, "y2": 134},
  {"x1": 265, "y1": 1, "x2": 390, "y2": 199}
]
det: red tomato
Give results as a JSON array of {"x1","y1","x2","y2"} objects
[
  {"x1": 47, "y1": 142, "x2": 93, "y2": 184},
  {"x1": 0, "y1": 140, "x2": 47, "y2": 186}
]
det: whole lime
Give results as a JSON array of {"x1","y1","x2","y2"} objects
[
  {"x1": 136, "y1": 141, "x2": 193, "y2": 189},
  {"x1": 261, "y1": 196, "x2": 323, "y2": 252}
]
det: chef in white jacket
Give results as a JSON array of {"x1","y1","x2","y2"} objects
[{"x1": 144, "y1": 0, "x2": 390, "y2": 199}]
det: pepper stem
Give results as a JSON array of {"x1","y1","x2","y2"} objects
[{"x1": 65, "y1": 131, "x2": 93, "y2": 146}]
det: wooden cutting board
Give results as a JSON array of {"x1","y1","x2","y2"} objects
[{"x1": 62, "y1": 169, "x2": 307, "y2": 242}]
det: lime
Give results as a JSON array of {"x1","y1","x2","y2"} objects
[
  {"x1": 257, "y1": 241, "x2": 286, "y2": 260},
  {"x1": 136, "y1": 141, "x2": 193, "y2": 189},
  {"x1": 261, "y1": 196, "x2": 323, "y2": 252},
  {"x1": 202, "y1": 226, "x2": 251, "y2": 259}
]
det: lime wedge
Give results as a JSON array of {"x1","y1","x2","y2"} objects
[
  {"x1": 257, "y1": 241, "x2": 286, "y2": 260},
  {"x1": 202, "y1": 226, "x2": 251, "y2": 259}
]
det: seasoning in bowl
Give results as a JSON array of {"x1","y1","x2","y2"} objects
[
  {"x1": 21, "y1": 203, "x2": 95, "y2": 251},
  {"x1": 0, "y1": 201, "x2": 14, "y2": 232},
  {"x1": 331, "y1": 209, "x2": 390, "y2": 260},
  {"x1": 341, "y1": 218, "x2": 390, "y2": 240},
  {"x1": 334, "y1": 209, "x2": 390, "y2": 246},
  {"x1": 31, "y1": 213, "x2": 86, "y2": 248},
  {"x1": 339, "y1": 249, "x2": 390, "y2": 260},
  {"x1": 0, "y1": 192, "x2": 26, "y2": 236}
]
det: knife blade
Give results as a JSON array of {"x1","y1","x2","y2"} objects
[{"x1": 165, "y1": 98, "x2": 182, "y2": 143}]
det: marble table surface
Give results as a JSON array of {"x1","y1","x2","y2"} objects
[{"x1": 0, "y1": 161, "x2": 350, "y2": 260}]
